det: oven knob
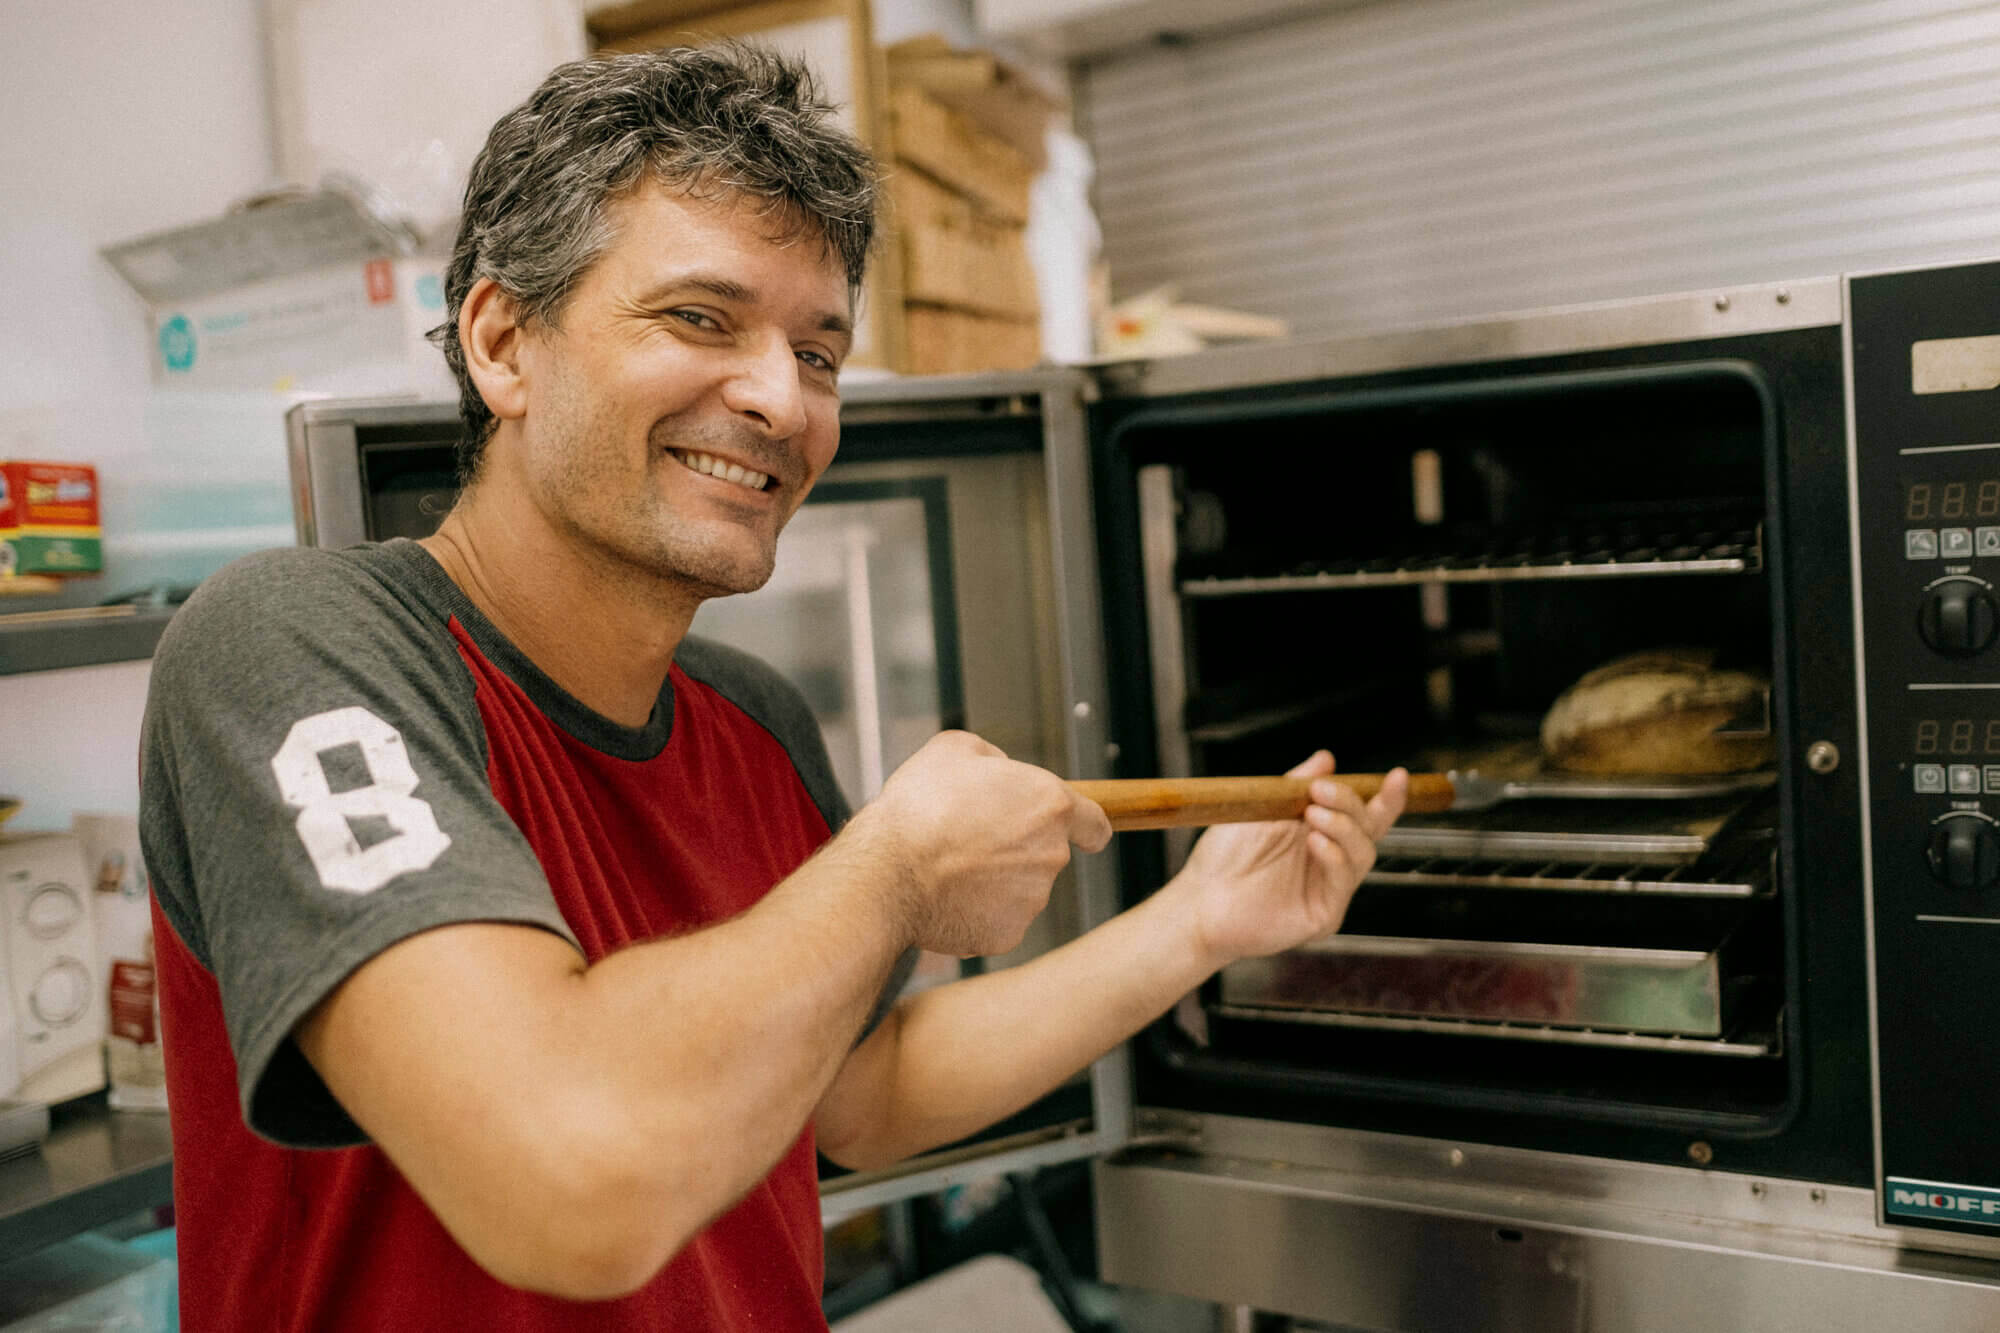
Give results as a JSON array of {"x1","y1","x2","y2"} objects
[
  {"x1": 1917, "y1": 578, "x2": 2000, "y2": 656},
  {"x1": 1926, "y1": 814, "x2": 2000, "y2": 891}
]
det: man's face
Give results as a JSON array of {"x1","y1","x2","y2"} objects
[{"x1": 507, "y1": 183, "x2": 853, "y2": 599}]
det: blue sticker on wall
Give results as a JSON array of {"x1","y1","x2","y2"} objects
[
  {"x1": 414, "y1": 273, "x2": 444, "y2": 310},
  {"x1": 159, "y1": 315, "x2": 196, "y2": 372}
]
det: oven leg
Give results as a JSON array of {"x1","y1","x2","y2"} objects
[{"x1": 1218, "y1": 1305, "x2": 1256, "y2": 1333}]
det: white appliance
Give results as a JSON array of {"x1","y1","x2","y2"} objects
[{"x1": 0, "y1": 834, "x2": 107, "y2": 1104}]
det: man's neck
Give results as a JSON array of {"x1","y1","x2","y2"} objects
[{"x1": 419, "y1": 487, "x2": 698, "y2": 730}]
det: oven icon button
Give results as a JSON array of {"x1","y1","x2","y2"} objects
[
  {"x1": 1950, "y1": 764, "x2": 1983, "y2": 794},
  {"x1": 1979, "y1": 527, "x2": 2000, "y2": 557},
  {"x1": 1908, "y1": 529, "x2": 1940, "y2": 560},
  {"x1": 1916, "y1": 764, "x2": 1948, "y2": 793},
  {"x1": 1942, "y1": 527, "x2": 1975, "y2": 559}
]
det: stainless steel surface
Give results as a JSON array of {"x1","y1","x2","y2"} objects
[
  {"x1": 1083, "y1": 1, "x2": 1995, "y2": 347},
  {"x1": 1209, "y1": 1004, "x2": 1776, "y2": 1058},
  {"x1": 1368, "y1": 845, "x2": 1770, "y2": 897},
  {"x1": 1095, "y1": 278, "x2": 1843, "y2": 401},
  {"x1": 1183, "y1": 550, "x2": 1759, "y2": 597},
  {"x1": 1378, "y1": 824, "x2": 1712, "y2": 864},
  {"x1": 1096, "y1": 1114, "x2": 2000, "y2": 1330},
  {"x1": 839, "y1": 370, "x2": 1093, "y2": 413},
  {"x1": 1445, "y1": 768, "x2": 1775, "y2": 811},
  {"x1": 1138, "y1": 463, "x2": 1198, "y2": 871},
  {"x1": 822, "y1": 370, "x2": 1136, "y2": 1216},
  {"x1": 1220, "y1": 933, "x2": 1730, "y2": 1038},
  {"x1": 1034, "y1": 374, "x2": 1137, "y2": 1157},
  {"x1": 1841, "y1": 275, "x2": 1892, "y2": 1233},
  {"x1": 286, "y1": 397, "x2": 451, "y2": 547},
  {"x1": 0, "y1": 1103, "x2": 47, "y2": 1161},
  {"x1": 0, "y1": 1102, "x2": 174, "y2": 1265}
]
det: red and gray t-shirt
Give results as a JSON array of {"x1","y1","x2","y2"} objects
[{"x1": 139, "y1": 538, "x2": 866, "y2": 1331}]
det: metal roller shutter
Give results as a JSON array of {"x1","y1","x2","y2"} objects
[{"x1": 1078, "y1": 0, "x2": 2000, "y2": 336}]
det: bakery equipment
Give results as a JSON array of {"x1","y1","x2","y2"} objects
[{"x1": 290, "y1": 257, "x2": 2000, "y2": 1327}]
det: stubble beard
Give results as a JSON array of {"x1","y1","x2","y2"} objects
[{"x1": 645, "y1": 416, "x2": 798, "y2": 598}]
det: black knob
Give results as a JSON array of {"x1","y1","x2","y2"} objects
[
  {"x1": 1917, "y1": 580, "x2": 2000, "y2": 656},
  {"x1": 1927, "y1": 815, "x2": 2000, "y2": 891}
]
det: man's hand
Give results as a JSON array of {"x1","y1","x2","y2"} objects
[
  {"x1": 850, "y1": 731, "x2": 1113, "y2": 958},
  {"x1": 1165, "y1": 751, "x2": 1407, "y2": 969}
]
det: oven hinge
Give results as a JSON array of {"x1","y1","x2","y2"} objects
[{"x1": 1119, "y1": 1108, "x2": 1208, "y2": 1156}]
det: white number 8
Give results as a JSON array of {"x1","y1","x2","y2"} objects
[{"x1": 270, "y1": 706, "x2": 452, "y2": 894}]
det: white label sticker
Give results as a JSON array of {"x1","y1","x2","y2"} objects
[{"x1": 1913, "y1": 335, "x2": 2000, "y2": 395}]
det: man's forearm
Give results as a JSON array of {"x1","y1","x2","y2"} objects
[
  {"x1": 817, "y1": 874, "x2": 1220, "y2": 1171},
  {"x1": 300, "y1": 817, "x2": 915, "y2": 1298}
]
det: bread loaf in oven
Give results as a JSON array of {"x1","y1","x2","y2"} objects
[{"x1": 1541, "y1": 648, "x2": 1774, "y2": 775}]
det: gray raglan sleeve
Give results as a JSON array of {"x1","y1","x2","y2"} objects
[{"x1": 139, "y1": 548, "x2": 578, "y2": 1148}]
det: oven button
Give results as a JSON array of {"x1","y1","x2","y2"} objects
[
  {"x1": 1917, "y1": 577, "x2": 2000, "y2": 656},
  {"x1": 1926, "y1": 812, "x2": 2000, "y2": 891}
]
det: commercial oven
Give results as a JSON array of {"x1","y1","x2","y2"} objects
[{"x1": 287, "y1": 258, "x2": 2000, "y2": 1328}]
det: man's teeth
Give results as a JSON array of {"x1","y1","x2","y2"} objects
[{"x1": 672, "y1": 450, "x2": 771, "y2": 492}]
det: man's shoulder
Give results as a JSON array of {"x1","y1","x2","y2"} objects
[
  {"x1": 155, "y1": 542, "x2": 442, "y2": 676},
  {"x1": 676, "y1": 635, "x2": 797, "y2": 702},
  {"x1": 677, "y1": 635, "x2": 850, "y2": 826}
]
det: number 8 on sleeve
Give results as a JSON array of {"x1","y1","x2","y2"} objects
[{"x1": 270, "y1": 706, "x2": 453, "y2": 894}]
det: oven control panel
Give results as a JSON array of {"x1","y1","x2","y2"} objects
[{"x1": 1851, "y1": 259, "x2": 2000, "y2": 1236}]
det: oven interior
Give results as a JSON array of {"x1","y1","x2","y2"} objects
[{"x1": 1102, "y1": 360, "x2": 1805, "y2": 1146}]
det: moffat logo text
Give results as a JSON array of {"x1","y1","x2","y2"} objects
[{"x1": 1892, "y1": 1187, "x2": 2000, "y2": 1216}]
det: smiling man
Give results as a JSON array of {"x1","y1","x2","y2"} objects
[{"x1": 138, "y1": 46, "x2": 1406, "y2": 1331}]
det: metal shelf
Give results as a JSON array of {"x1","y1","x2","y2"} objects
[
  {"x1": 0, "y1": 606, "x2": 177, "y2": 676},
  {"x1": 1181, "y1": 524, "x2": 1763, "y2": 598},
  {"x1": 0, "y1": 1098, "x2": 173, "y2": 1266},
  {"x1": 1211, "y1": 1004, "x2": 1778, "y2": 1058},
  {"x1": 1366, "y1": 843, "x2": 1774, "y2": 898}
]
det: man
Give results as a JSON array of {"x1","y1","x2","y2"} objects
[{"x1": 139, "y1": 45, "x2": 1407, "y2": 1331}]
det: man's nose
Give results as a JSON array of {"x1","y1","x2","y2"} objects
[{"x1": 722, "y1": 333, "x2": 808, "y2": 440}]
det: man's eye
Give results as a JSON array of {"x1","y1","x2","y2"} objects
[
  {"x1": 672, "y1": 310, "x2": 721, "y2": 331},
  {"x1": 797, "y1": 348, "x2": 835, "y2": 372}
]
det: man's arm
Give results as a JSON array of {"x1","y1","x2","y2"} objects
[
  {"x1": 295, "y1": 731, "x2": 1110, "y2": 1302},
  {"x1": 815, "y1": 753, "x2": 1406, "y2": 1171}
]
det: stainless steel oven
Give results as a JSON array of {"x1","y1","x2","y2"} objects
[{"x1": 288, "y1": 259, "x2": 2000, "y2": 1328}]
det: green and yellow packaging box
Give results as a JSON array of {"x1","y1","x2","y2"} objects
[{"x1": 0, "y1": 461, "x2": 102, "y2": 577}]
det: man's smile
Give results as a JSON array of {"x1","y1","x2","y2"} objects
[{"x1": 668, "y1": 448, "x2": 774, "y2": 493}]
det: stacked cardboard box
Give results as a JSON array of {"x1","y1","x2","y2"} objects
[{"x1": 884, "y1": 43, "x2": 1054, "y2": 376}]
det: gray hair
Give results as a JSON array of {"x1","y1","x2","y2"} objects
[{"x1": 429, "y1": 43, "x2": 879, "y2": 482}]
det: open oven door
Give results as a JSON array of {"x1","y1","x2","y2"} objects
[{"x1": 729, "y1": 370, "x2": 1138, "y2": 1222}]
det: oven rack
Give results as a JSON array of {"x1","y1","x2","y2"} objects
[
  {"x1": 1180, "y1": 523, "x2": 1762, "y2": 597},
  {"x1": 1365, "y1": 843, "x2": 1774, "y2": 897},
  {"x1": 1209, "y1": 1003, "x2": 1780, "y2": 1058}
]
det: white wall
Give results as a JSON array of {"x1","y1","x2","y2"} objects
[
  {"x1": 0, "y1": 0, "x2": 277, "y2": 831},
  {"x1": 0, "y1": 0, "x2": 1001, "y2": 833}
]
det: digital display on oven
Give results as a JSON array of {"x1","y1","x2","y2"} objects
[
  {"x1": 1904, "y1": 480, "x2": 2000, "y2": 523},
  {"x1": 1911, "y1": 718, "x2": 2000, "y2": 756}
]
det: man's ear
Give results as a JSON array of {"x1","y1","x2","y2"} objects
[{"x1": 462, "y1": 278, "x2": 531, "y2": 422}]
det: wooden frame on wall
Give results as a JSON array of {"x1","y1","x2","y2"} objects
[{"x1": 588, "y1": 0, "x2": 906, "y2": 371}]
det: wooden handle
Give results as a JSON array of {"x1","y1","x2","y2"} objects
[{"x1": 1068, "y1": 773, "x2": 1457, "y2": 831}]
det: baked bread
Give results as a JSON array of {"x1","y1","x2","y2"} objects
[{"x1": 1541, "y1": 648, "x2": 1774, "y2": 775}]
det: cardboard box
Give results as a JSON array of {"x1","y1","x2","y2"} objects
[
  {"x1": 103, "y1": 190, "x2": 452, "y2": 395},
  {"x1": 0, "y1": 462, "x2": 101, "y2": 577},
  {"x1": 889, "y1": 84, "x2": 1033, "y2": 224},
  {"x1": 890, "y1": 170, "x2": 1039, "y2": 320},
  {"x1": 903, "y1": 304, "x2": 1041, "y2": 376},
  {"x1": 141, "y1": 256, "x2": 446, "y2": 393}
]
